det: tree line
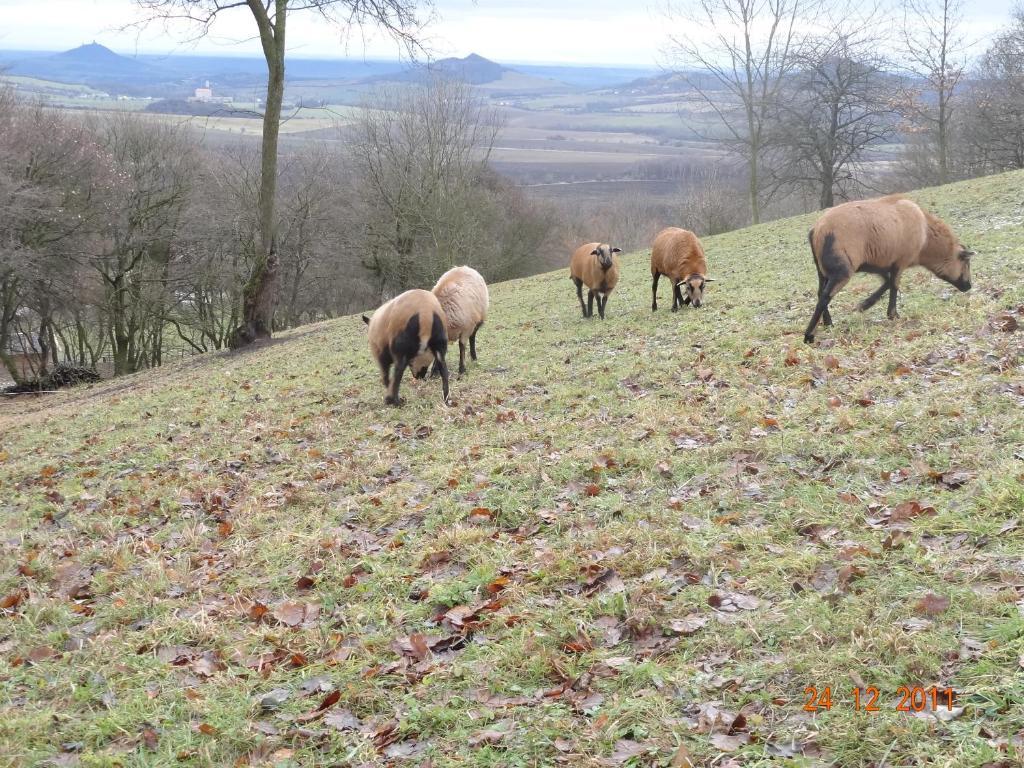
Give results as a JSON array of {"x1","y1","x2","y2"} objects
[
  {"x1": 1, "y1": 0, "x2": 1021, "y2": 386},
  {"x1": 0, "y1": 79, "x2": 556, "y2": 384},
  {"x1": 667, "y1": 0, "x2": 1024, "y2": 222}
]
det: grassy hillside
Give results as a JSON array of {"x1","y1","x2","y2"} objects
[{"x1": 1, "y1": 171, "x2": 1023, "y2": 767}]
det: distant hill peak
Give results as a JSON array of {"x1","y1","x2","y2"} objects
[{"x1": 58, "y1": 42, "x2": 126, "y2": 60}]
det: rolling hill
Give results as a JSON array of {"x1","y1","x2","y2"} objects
[
  {"x1": 1, "y1": 171, "x2": 1022, "y2": 766},
  {"x1": 4, "y1": 42, "x2": 170, "y2": 88}
]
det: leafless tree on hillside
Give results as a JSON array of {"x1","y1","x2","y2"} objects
[
  {"x1": 900, "y1": 0, "x2": 969, "y2": 184},
  {"x1": 764, "y1": 15, "x2": 901, "y2": 208},
  {"x1": 131, "y1": 0, "x2": 433, "y2": 349},
  {"x1": 664, "y1": 0, "x2": 816, "y2": 224}
]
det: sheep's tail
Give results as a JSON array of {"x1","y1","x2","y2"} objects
[{"x1": 362, "y1": 315, "x2": 371, "y2": 325}]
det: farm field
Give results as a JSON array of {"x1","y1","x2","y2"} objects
[{"x1": 1, "y1": 170, "x2": 1022, "y2": 767}]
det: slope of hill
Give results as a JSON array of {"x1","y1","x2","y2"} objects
[
  {"x1": 1, "y1": 171, "x2": 1022, "y2": 766},
  {"x1": 5, "y1": 42, "x2": 169, "y2": 87},
  {"x1": 371, "y1": 52, "x2": 569, "y2": 91}
]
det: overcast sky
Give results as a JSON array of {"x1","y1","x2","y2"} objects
[{"x1": 0, "y1": 0, "x2": 1018, "y2": 66}]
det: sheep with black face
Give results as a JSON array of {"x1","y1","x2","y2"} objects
[
  {"x1": 362, "y1": 289, "x2": 450, "y2": 406},
  {"x1": 650, "y1": 227, "x2": 714, "y2": 311},
  {"x1": 569, "y1": 242, "x2": 621, "y2": 319},
  {"x1": 804, "y1": 196, "x2": 973, "y2": 343}
]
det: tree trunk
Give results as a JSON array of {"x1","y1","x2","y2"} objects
[{"x1": 230, "y1": 0, "x2": 286, "y2": 350}]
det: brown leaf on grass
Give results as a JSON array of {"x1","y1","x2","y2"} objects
[
  {"x1": 883, "y1": 530, "x2": 913, "y2": 550},
  {"x1": 670, "y1": 744, "x2": 695, "y2": 768},
  {"x1": 369, "y1": 719, "x2": 400, "y2": 751},
  {"x1": 1, "y1": 589, "x2": 28, "y2": 611},
  {"x1": 837, "y1": 564, "x2": 865, "y2": 591},
  {"x1": 468, "y1": 719, "x2": 516, "y2": 748},
  {"x1": 608, "y1": 739, "x2": 649, "y2": 764},
  {"x1": 823, "y1": 354, "x2": 841, "y2": 370},
  {"x1": 140, "y1": 727, "x2": 159, "y2": 750},
  {"x1": 562, "y1": 633, "x2": 594, "y2": 654},
  {"x1": 247, "y1": 601, "x2": 269, "y2": 622},
  {"x1": 196, "y1": 723, "x2": 217, "y2": 736},
  {"x1": 156, "y1": 645, "x2": 200, "y2": 665},
  {"x1": 784, "y1": 348, "x2": 800, "y2": 366},
  {"x1": 710, "y1": 733, "x2": 750, "y2": 751},
  {"x1": 668, "y1": 615, "x2": 708, "y2": 636},
  {"x1": 708, "y1": 592, "x2": 760, "y2": 612},
  {"x1": 190, "y1": 651, "x2": 225, "y2": 677},
  {"x1": 889, "y1": 500, "x2": 937, "y2": 524},
  {"x1": 216, "y1": 520, "x2": 233, "y2": 537},
  {"x1": 581, "y1": 568, "x2": 626, "y2": 596},
  {"x1": 27, "y1": 645, "x2": 60, "y2": 662},
  {"x1": 324, "y1": 709, "x2": 362, "y2": 731},
  {"x1": 293, "y1": 690, "x2": 341, "y2": 723},
  {"x1": 991, "y1": 312, "x2": 1019, "y2": 332},
  {"x1": 471, "y1": 689, "x2": 536, "y2": 708},
  {"x1": 915, "y1": 592, "x2": 950, "y2": 616},
  {"x1": 468, "y1": 507, "x2": 496, "y2": 522},
  {"x1": 585, "y1": 483, "x2": 601, "y2": 497},
  {"x1": 324, "y1": 645, "x2": 353, "y2": 665},
  {"x1": 392, "y1": 633, "x2": 463, "y2": 660},
  {"x1": 938, "y1": 469, "x2": 975, "y2": 489},
  {"x1": 272, "y1": 600, "x2": 313, "y2": 627},
  {"x1": 295, "y1": 575, "x2": 316, "y2": 591}
]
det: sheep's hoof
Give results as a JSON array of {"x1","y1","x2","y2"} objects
[
  {"x1": 384, "y1": 395, "x2": 404, "y2": 406},
  {"x1": 651, "y1": 305, "x2": 658, "y2": 312},
  {"x1": 887, "y1": 311, "x2": 899, "y2": 320},
  {"x1": 803, "y1": 333, "x2": 815, "y2": 345}
]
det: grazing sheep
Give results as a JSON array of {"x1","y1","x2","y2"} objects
[
  {"x1": 650, "y1": 227, "x2": 714, "y2": 311},
  {"x1": 569, "y1": 242, "x2": 621, "y2": 319},
  {"x1": 414, "y1": 265, "x2": 489, "y2": 377},
  {"x1": 362, "y1": 289, "x2": 450, "y2": 406},
  {"x1": 804, "y1": 196, "x2": 974, "y2": 343}
]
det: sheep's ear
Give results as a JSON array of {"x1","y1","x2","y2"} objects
[
  {"x1": 704, "y1": 277, "x2": 716, "y2": 283},
  {"x1": 590, "y1": 248, "x2": 601, "y2": 256},
  {"x1": 959, "y1": 249, "x2": 975, "y2": 260},
  {"x1": 362, "y1": 315, "x2": 371, "y2": 325},
  {"x1": 611, "y1": 247, "x2": 622, "y2": 254}
]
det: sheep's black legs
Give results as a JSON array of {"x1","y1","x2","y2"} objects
[
  {"x1": 587, "y1": 290, "x2": 595, "y2": 318},
  {"x1": 671, "y1": 282, "x2": 683, "y2": 312},
  {"x1": 469, "y1": 323, "x2": 481, "y2": 360},
  {"x1": 386, "y1": 357, "x2": 408, "y2": 405},
  {"x1": 817, "y1": 272, "x2": 833, "y2": 326},
  {"x1": 805, "y1": 276, "x2": 846, "y2": 344},
  {"x1": 377, "y1": 349, "x2": 393, "y2": 387},
  {"x1": 597, "y1": 294, "x2": 608, "y2": 319},
  {"x1": 651, "y1": 273, "x2": 660, "y2": 311},
  {"x1": 886, "y1": 270, "x2": 902, "y2": 319},
  {"x1": 573, "y1": 278, "x2": 587, "y2": 317},
  {"x1": 859, "y1": 277, "x2": 891, "y2": 313},
  {"x1": 457, "y1": 340, "x2": 467, "y2": 375},
  {"x1": 433, "y1": 351, "x2": 450, "y2": 404}
]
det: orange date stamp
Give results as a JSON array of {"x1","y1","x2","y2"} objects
[{"x1": 803, "y1": 685, "x2": 956, "y2": 713}]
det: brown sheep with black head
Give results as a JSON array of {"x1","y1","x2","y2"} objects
[
  {"x1": 569, "y1": 242, "x2": 621, "y2": 319},
  {"x1": 650, "y1": 227, "x2": 714, "y2": 311},
  {"x1": 362, "y1": 289, "x2": 450, "y2": 406},
  {"x1": 804, "y1": 195, "x2": 973, "y2": 343}
]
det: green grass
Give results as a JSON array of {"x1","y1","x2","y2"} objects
[{"x1": 2, "y1": 171, "x2": 1023, "y2": 767}]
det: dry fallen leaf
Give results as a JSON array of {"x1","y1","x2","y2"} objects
[{"x1": 915, "y1": 592, "x2": 951, "y2": 616}]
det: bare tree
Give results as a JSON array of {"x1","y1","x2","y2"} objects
[
  {"x1": 665, "y1": 0, "x2": 813, "y2": 223},
  {"x1": 765, "y1": 21, "x2": 900, "y2": 208},
  {"x1": 901, "y1": 0, "x2": 968, "y2": 184},
  {"x1": 132, "y1": 0, "x2": 432, "y2": 349},
  {"x1": 960, "y1": 7, "x2": 1024, "y2": 173},
  {"x1": 352, "y1": 77, "x2": 503, "y2": 294}
]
